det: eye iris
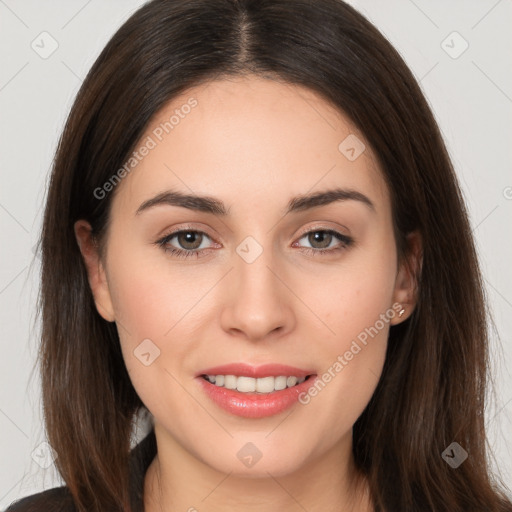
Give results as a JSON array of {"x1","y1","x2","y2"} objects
[
  {"x1": 309, "y1": 231, "x2": 331, "y2": 249},
  {"x1": 178, "y1": 231, "x2": 202, "y2": 250}
]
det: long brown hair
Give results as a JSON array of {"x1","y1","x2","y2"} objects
[{"x1": 34, "y1": 0, "x2": 512, "y2": 510}]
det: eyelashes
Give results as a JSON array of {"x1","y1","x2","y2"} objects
[
  {"x1": 155, "y1": 227, "x2": 354, "y2": 260},
  {"x1": 156, "y1": 229, "x2": 214, "y2": 259}
]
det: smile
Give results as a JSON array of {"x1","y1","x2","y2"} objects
[
  {"x1": 201, "y1": 374, "x2": 312, "y2": 393},
  {"x1": 196, "y1": 363, "x2": 318, "y2": 418}
]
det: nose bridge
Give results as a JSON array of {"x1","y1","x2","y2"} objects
[
  {"x1": 220, "y1": 232, "x2": 294, "y2": 340},
  {"x1": 236, "y1": 236, "x2": 276, "y2": 292}
]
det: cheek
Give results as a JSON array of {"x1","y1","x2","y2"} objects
[
  {"x1": 295, "y1": 239, "x2": 396, "y2": 432},
  {"x1": 104, "y1": 253, "x2": 190, "y2": 390},
  {"x1": 305, "y1": 238, "x2": 397, "y2": 349},
  {"x1": 107, "y1": 245, "x2": 207, "y2": 343},
  {"x1": 105, "y1": 246, "x2": 225, "y2": 412}
]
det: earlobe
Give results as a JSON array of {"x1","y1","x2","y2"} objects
[
  {"x1": 390, "y1": 230, "x2": 422, "y2": 325},
  {"x1": 73, "y1": 220, "x2": 116, "y2": 322}
]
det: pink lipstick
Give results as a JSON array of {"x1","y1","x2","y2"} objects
[{"x1": 196, "y1": 363, "x2": 317, "y2": 418}]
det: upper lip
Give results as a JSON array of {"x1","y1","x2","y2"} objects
[{"x1": 197, "y1": 363, "x2": 315, "y2": 379}]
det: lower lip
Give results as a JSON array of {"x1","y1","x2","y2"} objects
[{"x1": 197, "y1": 375, "x2": 318, "y2": 418}]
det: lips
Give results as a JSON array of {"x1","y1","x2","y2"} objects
[
  {"x1": 196, "y1": 363, "x2": 314, "y2": 379},
  {"x1": 195, "y1": 362, "x2": 318, "y2": 418}
]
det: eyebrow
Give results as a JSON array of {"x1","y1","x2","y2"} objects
[{"x1": 135, "y1": 187, "x2": 376, "y2": 216}]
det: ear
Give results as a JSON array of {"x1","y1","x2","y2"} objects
[
  {"x1": 390, "y1": 230, "x2": 422, "y2": 325},
  {"x1": 74, "y1": 220, "x2": 115, "y2": 322}
]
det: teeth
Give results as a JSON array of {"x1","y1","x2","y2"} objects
[
  {"x1": 286, "y1": 376, "x2": 298, "y2": 387},
  {"x1": 224, "y1": 375, "x2": 237, "y2": 390},
  {"x1": 205, "y1": 374, "x2": 308, "y2": 393},
  {"x1": 237, "y1": 376, "x2": 256, "y2": 392},
  {"x1": 256, "y1": 376, "x2": 274, "y2": 393},
  {"x1": 274, "y1": 376, "x2": 287, "y2": 390}
]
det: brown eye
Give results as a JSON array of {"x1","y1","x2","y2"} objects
[
  {"x1": 307, "y1": 231, "x2": 333, "y2": 249},
  {"x1": 176, "y1": 231, "x2": 204, "y2": 250},
  {"x1": 156, "y1": 229, "x2": 214, "y2": 259},
  {"x1": 294, "y1": 229, "x2": 354, "y2": 256}
]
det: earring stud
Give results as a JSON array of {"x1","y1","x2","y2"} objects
[{"x1": 398, "y1": 306, "x2": 405, "y2": 317}]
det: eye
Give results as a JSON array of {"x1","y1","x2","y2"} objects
[
  {"x1": 293, "y1": 229, "x2": 353, "y2": 256},
  {"x1": 155, "y1": 229, "x2": 215, "y2": 259},
  {"x1": 155, "y1": 227, "x2": 354, "y2": 259}
]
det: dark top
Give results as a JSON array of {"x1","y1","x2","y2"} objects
[{"x1": 5, "y1": 428, "x2": 157, "y2": 512}]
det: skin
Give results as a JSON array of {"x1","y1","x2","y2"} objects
[{"x1": 75, "y1": 74, "x2": 421, "y2": 512}]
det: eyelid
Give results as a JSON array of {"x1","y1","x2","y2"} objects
[
  {"x1": 295, "y1": 221, "x2": 351, "y2": 239},
  {"x1": 158, "y1": 221, "x2": 350, "y2": 244},
  {"x1": 157, "y1": 223, "x2": 219, "y2": 244}
]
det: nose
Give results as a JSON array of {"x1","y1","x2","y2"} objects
[{"x1": 219, "y1": 245, "x2": 296, "y2": 342}]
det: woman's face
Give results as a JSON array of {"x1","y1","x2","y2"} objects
[{"x1": 76, "y1": 75, "x2": 416, "y2": 478}]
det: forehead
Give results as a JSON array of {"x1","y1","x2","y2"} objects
[{"x1": 110, "y1": 75, "x2": 389, "y2": 217}]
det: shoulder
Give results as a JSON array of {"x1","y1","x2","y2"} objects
[
  {"x1": 5, "y1": 485, "x2": 76, "y2": 512},
  {"x1": 5, "y1": 425, "x2": 156, "y2": 512}
]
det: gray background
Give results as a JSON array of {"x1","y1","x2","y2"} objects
[{"x1": 1, "y1": 0, "x2": 511, "y2": 506}]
